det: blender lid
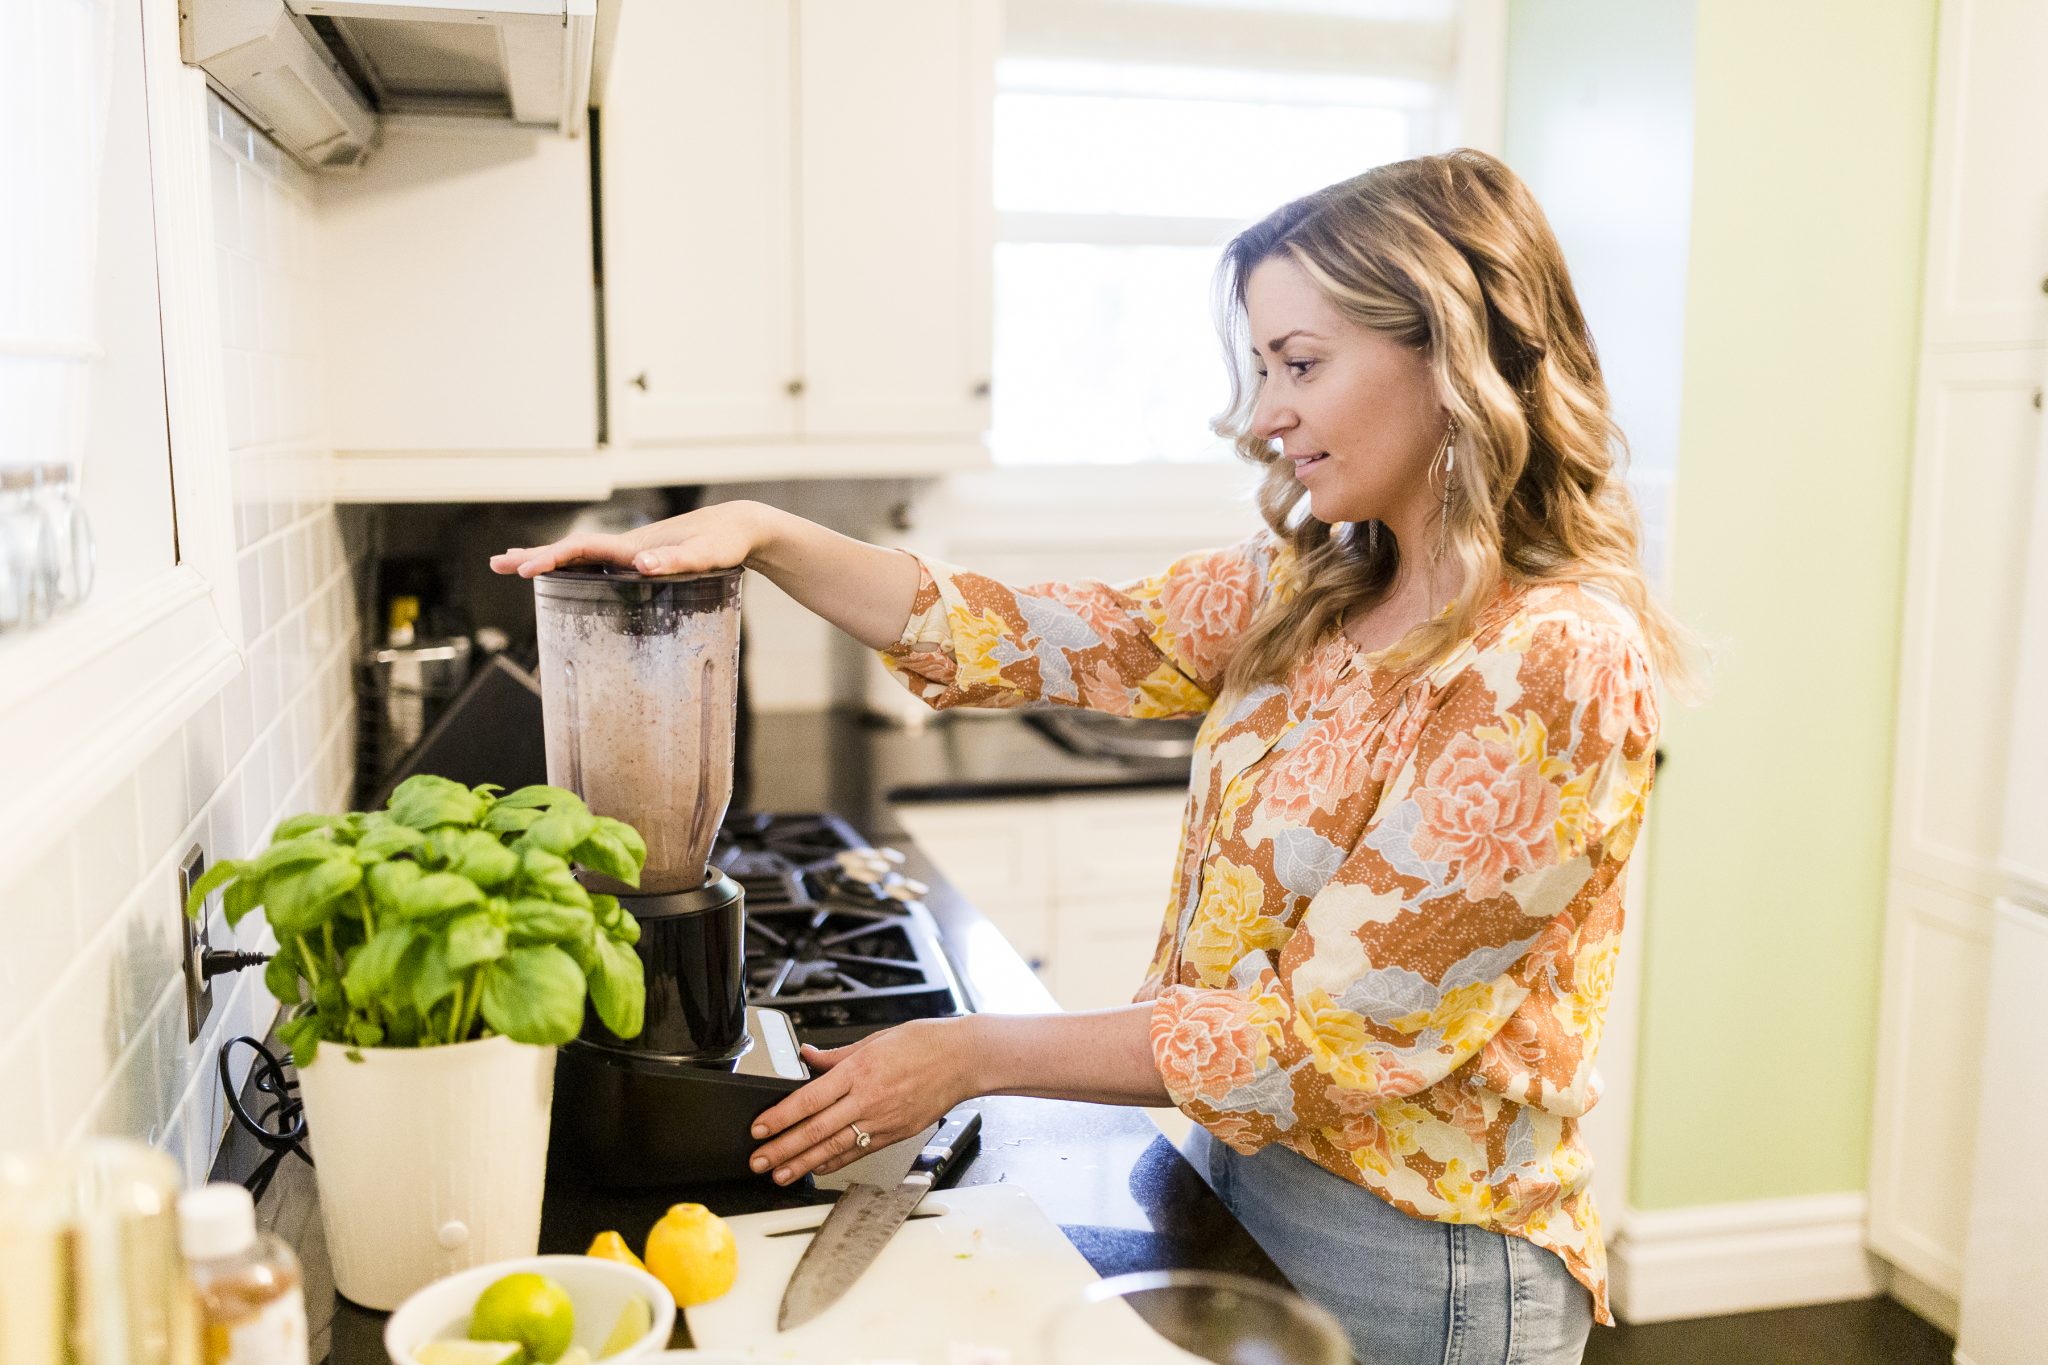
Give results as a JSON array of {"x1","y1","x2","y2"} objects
[{"x1": 534, "y1": 564, "x2": 743, "y2": 601}]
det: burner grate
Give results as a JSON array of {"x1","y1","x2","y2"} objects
[{"x1": 719, "y1": 810, "x2": 969, "y2": 1048}]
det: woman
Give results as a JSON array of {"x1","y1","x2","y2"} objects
[{"x1": 492, "y1": 147, "x2": 1698, "y2": 1363}]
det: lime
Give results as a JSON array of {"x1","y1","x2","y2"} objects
[
  {"x1": 414, "y1": 1343, "x2": 526, "y2": 1365},
  {"x1": 643, "y1": 1203, "x2": 737, "y2": 1308},
  {"x1": 469, "y1": 1272, "x2": 575, "y2": 1364},
  {"x1": 598, "y1": 1296, "x2": 651, "y2": 1358}
]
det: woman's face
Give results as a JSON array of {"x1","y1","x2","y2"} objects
[{"x1": 1244, "y1": 255, "x2": 1446, "y2": 530}]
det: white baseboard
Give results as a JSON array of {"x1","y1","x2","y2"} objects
[{"x1": 1608, "y1": 1193, "x2": 1886, "y2": 1324}]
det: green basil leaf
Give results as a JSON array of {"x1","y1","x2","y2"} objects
[
  {"x1": 481, "y1": 804, "x2": 543, "y2": 836},
  {"x1": 572, "y1": 817, "x2": 646, "y2": 888},
  {"x1": 366, "y1": 859, "x2": 424, "y2": 913},
  {"x1": 223, "y1": 876, "x2": 261, "y2": 928},
  {"x1": 354, "y1": 823, "x2": 428, "y2": 862},
  {"x1": 608, "y1": 904, "x2": 641, "y2": 948},
  {"x1": 410, "y1": 937, "x2": 460, "y2": 1015},
  {"x1": 492, "y1": 785, "x2": 588, "y2": 813},
  {"x1": 275, "y1": 813, "x2": 345, "y2": 841},
  {"x1": 395, "y1": 872, "x2": 485, "y2": 921},
  {"x1": 441, "y1": 830, "x2": 519, "y2": 889},
  {"x1": 347, "y1": 1018, "x2": 386, "y2": 1047},
  {"x1": 182, "y1": 859, "x2": 242, "y2": 920},
  {"x1": 517, "y1": 807, "x2": 599, "y2": 860},
  {"x1": 262, "y1": 857, "x2": 364, "y2": 936},
  {"x1": 386, "y1": 775, "x2": 486, "y2": 831},
  {"x1": 278, "y1": 1012, "x2": 324, "y2": 1069},
  {"x1": 342, "y1": 922, "x2": 419, "y2": 1008},
  {"x1": 263, "y1": 941, "x2": 301, "y2": 1004},
  {"x1": 588, "y1": 933, "x2": 645, "y2": 1040},
  {"x1": 480, "y1": 945, "x2": 587, "y2": 1046},
  {"x1": 517, "y1": 849, "x2": 592, "y2": 910},
  {"x1": 505, "y1": 898, "x2": 595, "y2": 947},
  {"x1": 383, "y1": 1006, "x2": 423, "y2": 1048},
  {"x1": 249, "y1": 837, "x2": 341, "y2": 878},
  {"x1": 446, "y1": 911, "x2": 508, "y2": 971}
]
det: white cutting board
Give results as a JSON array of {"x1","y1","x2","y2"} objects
[{"x1": 682, "y1": 1184, "x2": 1197, "y2": 1364}]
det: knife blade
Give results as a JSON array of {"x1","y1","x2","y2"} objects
[{"x1": 776, "y1": 1107, "x2": 982, "y2": 1331}]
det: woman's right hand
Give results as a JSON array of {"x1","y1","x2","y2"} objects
[{"x1": 487, "y1": 500, "x2": 777, "y2": 579}]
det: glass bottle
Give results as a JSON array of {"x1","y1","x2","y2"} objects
[{"x1": 176, "y1": 1185, "x2": 308, "y2": 1365}]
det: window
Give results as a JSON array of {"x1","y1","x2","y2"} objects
[{"x1": 990, "y1": 57, "x2": 1440, "y2": 466}]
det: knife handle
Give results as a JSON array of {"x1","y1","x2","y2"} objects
[{"x1": 910, "y1": 1107, "x2": 981, "y2": 1185}]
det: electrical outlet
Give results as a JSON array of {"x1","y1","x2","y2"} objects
[{"x1": 178, "y1": 845, "x2": 215, "y2": 1043}]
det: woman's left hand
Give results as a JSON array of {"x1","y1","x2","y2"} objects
[{"x1": 748, "y1": 1017, "x2": 982, "y2": 1185}]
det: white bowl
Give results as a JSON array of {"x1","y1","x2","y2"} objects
[{"x1": 384, "y1": 1253, "x2": 677, "y2": 1364}]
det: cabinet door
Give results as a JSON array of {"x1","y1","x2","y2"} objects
[
  {"x1": 603, "y1": 0, "x2": 800, "y2": 445},
  {"x1": 1887, "y1": 347, "x2": 2044, "y2": 899},
  {"x1": 1922, "y1": 0, "x2": 2048, "y2": 347},
  {"x1": 795, "y1": 0, "x2": 996, "y2": 438},
  {"x1": 1867, "y1": 872, "x2": 1994, "y2": 1295},
  {"x1": 891, "y1": 799, "x2": 1054, "y2": 973}
]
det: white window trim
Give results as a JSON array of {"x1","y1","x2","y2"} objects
[{"x1": 0, "y1": 2, "x2": 248, "y2": 871}]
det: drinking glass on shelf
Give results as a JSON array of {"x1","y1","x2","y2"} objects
[
  {"x1": 32, "y1": 462, "x2": 94, "y2": 611},
  {"x1": 1043, "y1": 1269, "x2": 1351, "y2": 1365},
  {"x1": 0, "y1": 466, "x2": 49, "y2": 629}
]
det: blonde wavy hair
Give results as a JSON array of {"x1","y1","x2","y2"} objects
[{"x1": 1211, "y1": 147, "x2": 1704, "y2": 704}]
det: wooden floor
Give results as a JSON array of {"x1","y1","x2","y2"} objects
[{"x1": 1586, "y1": 1297, "x2": 1954, "y2": 1365}]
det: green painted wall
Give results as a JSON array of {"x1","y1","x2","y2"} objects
[{"x1": 1504, "y1": 1, "x2": 1940, "y2": 1209}]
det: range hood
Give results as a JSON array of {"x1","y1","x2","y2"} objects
[{"x1": 182, "y1": 0, "x2": 601, "y2": 170}]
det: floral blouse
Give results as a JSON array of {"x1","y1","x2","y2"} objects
[{"x1": 875, "y1": 531, "x2": 1660, "y2": 1324}]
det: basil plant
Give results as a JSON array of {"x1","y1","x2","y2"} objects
[{"x1": 184, "y1": 776, "x2": 648, "y2": 1066}]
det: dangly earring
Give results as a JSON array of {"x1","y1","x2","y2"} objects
[
  {"x1": 1432, "y1": 416, "x2": 1460, "y2": 563},
  {"x1": 1367, "y1": 521, "x2": 1379, "y2": 556}
]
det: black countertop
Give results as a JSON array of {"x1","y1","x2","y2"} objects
[{"x1": 241, "y1": 707, "x2": 1285, "y2": 1362}]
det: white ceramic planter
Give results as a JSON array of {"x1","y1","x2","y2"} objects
[{"x1": 295, "y1": 1034, "x2": 556, "y2": 1311}]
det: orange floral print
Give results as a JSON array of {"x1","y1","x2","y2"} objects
[
  {"x1": 1153, "y1": 989, "x2": 1265, "y2": 1103},
  {"x1": 1410, "y1": 733, "x2": 1561, "y2": 898},
  {"x1": 1157, "y1": 551, "x2": 1258, "y2": 678}
]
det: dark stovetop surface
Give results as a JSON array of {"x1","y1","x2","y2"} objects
[{"x1": 224, "y1": 791, "x2": 1286, "y2": 1362}]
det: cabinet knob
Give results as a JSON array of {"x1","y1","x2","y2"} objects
[
  {"x1": 2035, "y1": 387, "x2": 2043, "y2": 411},
  {"x1": 630, "y1": 372, "x2": 648, "y2": 391},
  {"x1": 786, "y1": 378, "x2": 806, "y2": 398},
  {"x1": 971, "y1": 379, "x2": 992, "y2": 399}
]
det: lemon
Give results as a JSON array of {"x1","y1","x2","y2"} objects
[
  {"x1": 469, "y1": 1272, "x2": 575, "y2": 1364},
  {"x1": 414, "y1": 1344, "x2": 526, "y2": 1365},
  {"x1": 585, "y1": 1230, "x2": 645, "y2": 1271},
  {"x1": 642, "y1": 1203, "x2": 737, "y2": 1307},
  {"x1": 598, "y1": 1296, "x2": 651, "y2": 1358}
]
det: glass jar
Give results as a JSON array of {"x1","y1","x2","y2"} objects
[
  {"x1": 0, "y1": 465, "x2": 47, "y2": 631},
  {"x1": 32, "y1": 462, "x2": 95, "y2": 612}
]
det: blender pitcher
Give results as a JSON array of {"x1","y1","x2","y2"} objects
[
  {"x1": 535, "y1": 565, "x2": 749, "y2": 1060},
  {"x1": 534, "y1": 566, "x2": 743, "y2": 893}
]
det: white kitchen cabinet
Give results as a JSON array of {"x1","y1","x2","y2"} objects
[
  {"x1": 601, "y1": 0, "x2": 997, "y2": 465},
  {"x1": 894, "y1": 788, "x2": 1184, "y2": 1013},
  {"x1": 600, "y1": 0, "x2": 799, "y2": 444},
  {"x1": 1919, "y1": 0, "x2": 2048, "y2": 350},
  {"x1": 795, "y1": 0, "x2": 997, "y2": 439},
  {"x1": 1867, "y1": 0, "x2": 2048, "y2": 1318}
]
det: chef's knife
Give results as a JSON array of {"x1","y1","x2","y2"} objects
[{"x1": 777, "y1": 1107, "x2": 983, "y2": 1331}]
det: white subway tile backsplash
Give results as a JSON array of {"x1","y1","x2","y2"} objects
[
  {"x1": 70, "y1": 777, "x2": 142, "y2": 934},
  {"x1": 0, "y1": 1032, "x2": 52, "y2": 1152},
  {"x1": 181, "y1": 696, "x2": 227, "y2": 818},
  {"x1": 135, "y1": 735, "x2": 189, "y2": 869},
  {"x1": 220, "y1": 669, "x2": 255, "y2": 769},
  {"x1": 39, "y1": 931, "x2": 126, "y2": 1141}
]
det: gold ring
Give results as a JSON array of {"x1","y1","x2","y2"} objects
[{"x1": 849, "y1": 1122, "x2": 872, "y2": 1150}]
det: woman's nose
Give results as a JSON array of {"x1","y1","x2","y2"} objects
[{"x1": 1250, "y1": 386, "x2": 1293, "y2": 442}]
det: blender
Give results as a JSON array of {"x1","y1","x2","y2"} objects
[{"x1": 533, "y1": 566, "x2": 809, "y2": 1186}]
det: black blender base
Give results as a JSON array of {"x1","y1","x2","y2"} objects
[{"x1": 549, "y1": 1007, "x2": 810, "y2": 1188}]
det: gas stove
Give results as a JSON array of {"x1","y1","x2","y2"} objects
[{"x1": 712, "y1": 811, "x2": 970, "y2": 1048}]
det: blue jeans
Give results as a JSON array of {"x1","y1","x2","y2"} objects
[{"x1": 1185, "y1": 1127, "x2": 1593, "y2": 1365}]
